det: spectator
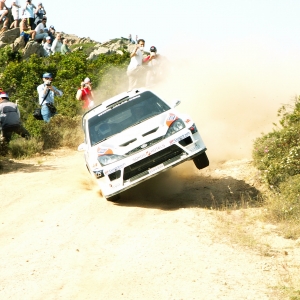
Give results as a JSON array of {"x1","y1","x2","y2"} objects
[
  {"x1": 143, "y1": 46, "x2": 163, "y2": 87},
  {"x1": 0, "y1": 0, "x2": 8, "y2": 34},
  {"x1": 34, "y1": 1, "x2": 45, "y2": 26},
  {"x1": 22, "y1": 0, "x2": 36, "y2": 29},
  {"x1": 128, "y1": 33, "x2": 132, "y2": 43},
  {"x1": 135, "y1": 35, "x2": 138, "y2": 43},
  {"x1": 34, "y1": 16, "x2": 47, "y2": 40},
  {"x1": 0, "y1": 92, "x2": 30, "y2": 143},
  {"x1": 51, "y1": 32, "x2": 62, "y2": 54},
  {"x1": 48, "y1": 24, "x2": 55, "y2": 41},
  {"x1": 43, "y1": 36, "x2": 52, "y2": 56},
  {"x1": 61, "y1": 38, "x2": 71, "y2": 55},
  {"x1": 10, "y1": 0, "x2": 21, "y2": 29},
  {"x1": 0, "y1": 0, "x2": 8, "y2": 22},
  {"x1": 20, "y1": 17, "x2": 35, "y2": 42},
  {"x1": 37, "y1": 72, "x2": 63, "y2": 122},
  {"x1": 126, "y1": 38, "x2": 146, "y2": 91},
  {"x1": 76, "y1": 81, "x2": 94, "y2": 110}
]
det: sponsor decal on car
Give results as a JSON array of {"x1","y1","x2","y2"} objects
[
  {"x1": 169, "y1": 132, "x2": 190, "y2": 145},
  {"x1": 105, "y1": 163, "x2": 126, "y2": 175},
  {"x1": 166, "y1": 113, "x2": 178, "y2": 127},
  {"x1": 97, "y1": 147, "x2": 113, "y2": 156},
  {"x1": 132, "y1": 144, "x2": 166, "y2": 162}
]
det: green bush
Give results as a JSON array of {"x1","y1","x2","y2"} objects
[{"x1": 253, "y1": 97, "x2": 300, "y2": 187}]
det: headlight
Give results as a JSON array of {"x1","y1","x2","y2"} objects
[
  {"x1": 164, "y1": 118, "x2": 185, "y2": 138},
  {"x1": 98, "y1": 154, "x2": 125, "y2": 166}
]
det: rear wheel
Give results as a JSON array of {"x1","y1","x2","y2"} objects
[
  {"x1": 193, "y1": 152, "x2": 209, "y2": 170},
  {"x1": 106, "y1": 194, "x2": 121, "y2": 202}
]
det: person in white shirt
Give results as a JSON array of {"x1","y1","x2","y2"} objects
[
  {"x1": 126, "y1": 39, "x2": 146, "y2": 91},
  {"x1": 34, "y1": 16, "x2": 47, "y2": 40},
  {"x1": 10, "y1": 0, "x2": 21, "y2": 28},
  {"x1": 51, "y1": 33, "x2": 62, "y2": 54},
  {"x1": 43, "y1": 36, "x2": 52, "y2": 56}
]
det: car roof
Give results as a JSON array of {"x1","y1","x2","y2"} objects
[{"x1": 82, "y1": 87, "x2": 151, "y2": 122}]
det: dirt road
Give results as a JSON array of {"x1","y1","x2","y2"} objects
[{"x1": 0, "y1": 149, "x2": 298, "y2": 299}]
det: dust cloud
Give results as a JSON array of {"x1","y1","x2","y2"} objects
[{"x1": 152, "y1": 38, "x2": 300, "y2": 162}]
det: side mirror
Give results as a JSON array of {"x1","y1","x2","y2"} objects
[
  {"x1": 171, "y1": 100, "x2": 181, "y2": 108},
  {"x1": 78, "y1": 143, "x2": 87, "y2": 151}
]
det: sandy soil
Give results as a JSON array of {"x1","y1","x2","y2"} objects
[{"x1": 0, "y1": 149, "x2": 299, "y2": 300}]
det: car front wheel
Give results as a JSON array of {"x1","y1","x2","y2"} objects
[{"x1": 193, "y1": 152, "x2": 209, "y2": 170}]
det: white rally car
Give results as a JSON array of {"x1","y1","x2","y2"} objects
[{"x1": 78, "y1": 88, "x2": 209, "y2": 201}]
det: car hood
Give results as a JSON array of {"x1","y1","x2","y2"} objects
[{"x1": 93, "y1": 110, "x2": 183, "y2": 156}]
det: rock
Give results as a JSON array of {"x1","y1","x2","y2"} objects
[
  {"x1": 0, "y1": 41, "x2": 8, "y2": 49},
  {"x1": 0, "y1": 28, "x2": 20, "y2": 44},
  {"x1": 23, "y1": 40, "x2": 45, "y2": 59},
  {"x1": 12, "y1": 36, "x2": 26, "y2": 51}
]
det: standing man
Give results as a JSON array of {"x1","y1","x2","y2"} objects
[
  {"x1": 126, "y1": 38, "x2": 146, "y2": 91},
  {"x1": 0, "y1": 92, "x2": 30, "y2": 143},
  {"x1": 37, "y1": 72, "x2": 63, "y2": 122},
  {"x1": 22, "y1": 0, "x2": 36, "y2": 29},
  {"x1": 10, "y1": 0, "x2": 21, "y2": 29}
]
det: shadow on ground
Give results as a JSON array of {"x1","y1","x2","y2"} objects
[{"x1": 114, "y1": 165, "x2": 262, "y2": 210}]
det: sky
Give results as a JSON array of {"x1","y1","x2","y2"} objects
[{"x1": 38, "y1": 1, "x2": 300, "y2": 159}]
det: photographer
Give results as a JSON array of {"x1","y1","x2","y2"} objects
[
  {"x1": 37, "y1": 72, "x2": 63, "y2": 122},
  {"x1": 34, "y1": 2, "x2": 46, "y2": 26},
  {"x1": 0, "y1": 92, "x2": 30, "y2": 143}
]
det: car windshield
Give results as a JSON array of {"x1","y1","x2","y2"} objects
[{"x1": 88, "y1": 91, "x2": 170, "y2": 146}]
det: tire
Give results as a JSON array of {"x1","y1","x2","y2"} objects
[
  {"x1": 106, "y1": 194, "x2": 121, "y2": 202},
  {"x1": 193, "y1": 152, "x2": 209, "y2": 170}
]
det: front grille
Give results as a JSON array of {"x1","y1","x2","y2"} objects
[
  {"x1": 123, "y1": 144, "x2": 185, "y2": 181},
  {"x1": 125, "y1": 136, "x2": 164, "y2": 156}
]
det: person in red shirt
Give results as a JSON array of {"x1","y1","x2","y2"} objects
[{"x1": 76, "y1": 80, "x2": 94, "y2": 111}]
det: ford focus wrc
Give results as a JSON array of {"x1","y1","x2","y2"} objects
[{"x1": 78, "y1": 88, "x2": 209, "y2": 201}]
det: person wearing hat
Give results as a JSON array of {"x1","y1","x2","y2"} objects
[
  {"x1": 43, "y1": 36, "x2": 52, "y2": 56},
  {"x1": 34, "y1": 2, "x2": 46, "y2": 26},
  {"x1": 0, "y1": 92, "x2": 30, "y2": 143},
  {"x1": 76, "y1": 79, "x2": 94, "y2": 110},
  {"x1": 37, "y1": 72, "x2": 63, "y2": 122}
]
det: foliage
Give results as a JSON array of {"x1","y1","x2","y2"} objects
[
  {"x1": 252, "y1": 97, "x2": 300, "y2": 187},
  {"x1": 253, "y1": 96, "x2": 300, "y2": 228}
]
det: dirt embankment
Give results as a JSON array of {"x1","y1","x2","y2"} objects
[{"x1": 0, "y1": 149, "x2": 299, "y2": 299}]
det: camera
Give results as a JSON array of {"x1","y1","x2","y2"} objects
[{"x1": 45, "y1": 80, "x2": 52, "y2": 86}]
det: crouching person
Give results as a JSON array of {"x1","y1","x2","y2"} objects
[{"x1": 0, "y1": 92, "x2": 30, "y2": 143}]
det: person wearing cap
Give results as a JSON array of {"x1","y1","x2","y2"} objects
[
  {"x1": 77, "y1": 78, "x2": 94, "y2": 110},
  {"x1": 126, "y1": 38, "x2": 146, "y2": 91},
  {"x1": 43, "y1": 36, "x2": 52, "y2": 56},
  {"x1": 0, "y1": 92, "x2": 30, "y2": 143},
  {"x1": 61, "y1": 38, "x2": 71, "y2": 55},
  {"x1": 10, "y1": 0, "x2": 21, "y2": 29},
  {"x1": 34, "y1": 1, "x2": 46, "y2": 26},
  {"x1": 22, "y1": 0, "x2": 36, "y2": 29},
  {"x1": 51, "y1": 33, "x2": 62, "y2": 54},
  {"x1": 37, "y1": 72, "x2": 63, "y2": 122},
  {"x1": 34, "y1": 16, "x2": 47, "y2": 40}
]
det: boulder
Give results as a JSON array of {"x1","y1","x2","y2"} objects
[
  {"x1": 0, "y1": 41, "x2": 8, "y2": 49},
  {"x1": 0, "y1": 28, "x2": 20, "y2": 44},
  {"x1": 23, "y1": 40, "x2": 45, "y2": 59},
  {"x1": 12, "y1": 36, "x2": 26, "y2": 52}
]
